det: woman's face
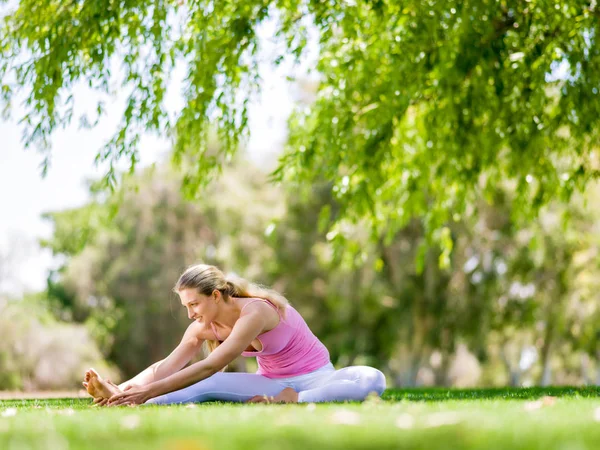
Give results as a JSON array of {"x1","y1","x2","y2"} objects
[{"x1": 179, "y1": 288, "x2": 220, "y2": 323}]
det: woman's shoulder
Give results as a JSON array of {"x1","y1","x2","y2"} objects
[
  {"x1": 183, "y1": 320, "x2": 215, "y2": 342},
  {"x1": 239, "y1": 298, "x2": 284, "y2": 329},
  {"x1": 239, "y1": 297, "x2": 279, "y2": 310},
  {"x1": 242, "y1": 298, "x2": 292, "y2": 316}
]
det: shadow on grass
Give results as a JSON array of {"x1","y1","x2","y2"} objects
[
  {"x1": 382, "y1": 386, "x2": 600, "y2": 402},
  {"x1": 1, "y1": 387, "x2": 598, "y2": 408}
]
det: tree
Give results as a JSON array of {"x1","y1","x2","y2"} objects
[
  {"x1": 3, "y1": 1, "x2": 600, "y2": 254},
  {"x1": 42, "y1": 158, "x2": 285, "y2": 377},
  {"x1": 41, "y1": 148, "x2": 600, "y2": 385},
  {"x1": 0, "y1": 293, "x2": 114, "y2": 390}
]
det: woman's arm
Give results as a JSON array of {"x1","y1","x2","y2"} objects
[
  {"x1": 108, "y1": 310, "x2": 267, "y2": 405},
  {"x1": 118, "y1": 321, "x2": 205, "y2": 389}
]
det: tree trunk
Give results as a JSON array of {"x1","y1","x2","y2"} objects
[
  {"x1": 500, "y1": 345, "x2": 520, "y2": 387},
  {"x1": 539, "y1": 251, "x2": 570, "y2": 386},
  {"x1": 409, "y1": 309, "x2": 427, "y2": 387},
  {"x1": 580, "y1": 353, "x2": 591, "y2": 385},
  {"x1": 540, "y1": 358, "x2": 552, "y2": 386},
  {"x1": 596, "y1": 350, "x2": 600, "y2": 385},
  {"x1": 434, "y1": 351, "x2": 451, "y2": 386}
]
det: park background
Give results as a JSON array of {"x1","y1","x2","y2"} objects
[{"x1": 1, "y1": 0, "x2": 599, "y2": 396}]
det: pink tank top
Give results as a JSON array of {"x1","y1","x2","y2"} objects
[{"x1": 210, "y1": 299, "x2": 330, "y2": 378}]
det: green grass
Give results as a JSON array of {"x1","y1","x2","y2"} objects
[{"x1": 1, "y1": 387, "x2": 599, "y2": 450}]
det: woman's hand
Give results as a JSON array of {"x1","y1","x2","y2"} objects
[
  {"x1": 92, "y1": 397, "x2": 109, "y2": 407},
  {"x1": 107, "y1": 385, "x2": 154, "y2": 406}
]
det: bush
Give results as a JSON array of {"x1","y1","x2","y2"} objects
[{"x1": 0, "y1": 295, "x2": 117, "y2": 391}]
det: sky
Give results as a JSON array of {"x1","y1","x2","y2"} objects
[{"x1": 0, "y1": 17, "x2": 312, "y2": 296}]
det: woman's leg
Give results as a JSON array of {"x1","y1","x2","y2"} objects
[
  {"x1": 293, "y1": 366, "x2": 386, "y2": 403},
  {"x1": 145, "y1": 372, "x2": 286, "y2": 405}
]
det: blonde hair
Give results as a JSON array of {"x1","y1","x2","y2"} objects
[{"x1": 174, "y1": 264, "x2": 289, "y2": 359}]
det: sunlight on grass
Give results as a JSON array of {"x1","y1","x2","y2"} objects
[{"x1": 0, "y1": 388, "x2": 599, "y2": 450}]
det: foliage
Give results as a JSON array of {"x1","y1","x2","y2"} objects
[
  {"x1": 38, "y1": 146, "x2": 600, "y2": 385},
  {"x1": 42, "y1": 159, "x2": 285, "y2": 377},
  {"x1": 262, "y1": 174, "x2": 600, "y2": 385},
  {"x1": 3, "y1": 0, "x2": 600, "y2": 253},
  {"x1": 0, "y1": 294, "x2": 115, "y2": 390}
]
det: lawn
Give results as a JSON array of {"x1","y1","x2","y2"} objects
[{"x1": 1, "y1": 387, "x2": 599, "y2": 450}]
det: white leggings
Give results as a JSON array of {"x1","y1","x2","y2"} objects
[{"x1": 145, "y1": 363, "x2": 386, "y2": 405}]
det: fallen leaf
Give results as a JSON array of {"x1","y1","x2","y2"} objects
[
  {"x1": 121, "y1": 414, "x2": 141, "y2": 430},
  {"x1": 524, "y1": 396, "x2": 556, "y2": 412},
  {"x1": 329, "y1": 410, "x2": 361, "y2": 425},
  {"x1": 423, "y1": 412, "x2": 461, "y2": 427},
  {"x1": 524, "y1": 400, "x2": 543, "y2": 411},
  {"x1": 1, "y1": 408, "x2": 17, "y2": 418},
  {"x1": 395, "y1": 413, "x2": 415, "y2": 429},
  {"x1": 541, "y1": 396, "x2": 556, "y2": 406}
]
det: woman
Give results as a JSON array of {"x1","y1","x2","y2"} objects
[{"x1": 83, "y1": 264, "x2": 386, "y2": 406}]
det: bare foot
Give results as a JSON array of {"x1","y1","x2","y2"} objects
[
  {"x1": 247, "y1": 387, "x2": 299, "y2": 404},
  {"x1": 82, "y1": 368, "x2": 121, "y2": 400},
  {"x1": 273, "y1": 387, "x2": 299, "y2": 403}
]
